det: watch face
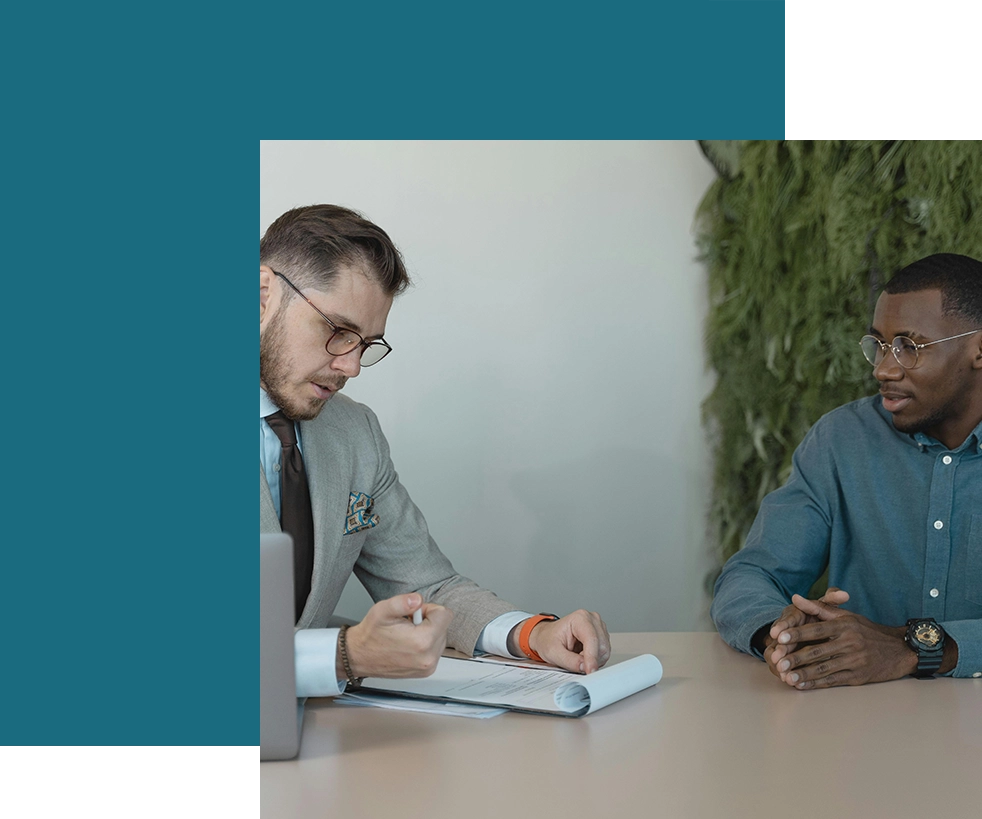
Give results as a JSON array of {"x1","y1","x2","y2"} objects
[{"x1": 914, "y1": 623, "x2": 941, "y2": 647}]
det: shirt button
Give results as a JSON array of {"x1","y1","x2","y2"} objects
[
  {"x1": 273, "y1": 463, "x2": 281, "y2": 473},
  {"x1": 974, "y1": 672, "x2": 982, "y2": 678},
  {"x1": 934, "y1": 520, "x2": 944, "y2": 530},
  {"x1": 929, "y1": 588, "x2": 939, "y2": 598},
  {"x1": 942, "y1": 455, "x2": 952, "y2": 465}
]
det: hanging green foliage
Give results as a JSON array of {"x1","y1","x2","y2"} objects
[{"x1": 696, "y1": 140, "x2": 982, "y2": 580}]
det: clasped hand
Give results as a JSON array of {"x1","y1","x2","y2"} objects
[{"x1": 764, "y1": 589, "x2": 916, "y2": 689}]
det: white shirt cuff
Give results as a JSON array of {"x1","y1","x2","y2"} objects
[
  {"x1": 475, "y1": 611, "x2": 533, "y2": 658},
  {"x1": 294, "y1": 628, "x2": 346, "y2": 698}
]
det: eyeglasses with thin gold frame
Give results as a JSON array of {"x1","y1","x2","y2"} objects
[
  {"x1": 859, "y1": 328, "x2": 981, "y2": 370},
  {"x1": 273, "y1": 270, "x2": 393, "y2": 367}
]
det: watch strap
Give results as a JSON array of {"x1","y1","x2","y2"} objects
[{"x1": 518, "y1": 614, "x2": 559, "y2": 662}]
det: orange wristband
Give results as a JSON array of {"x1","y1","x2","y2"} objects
[{"x1": 518, "y1": 614, "x2": 559, "y2": 662}]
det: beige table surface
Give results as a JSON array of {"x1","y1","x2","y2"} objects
[{"x1": 261, "y1": 632, "x2": 982, "y2": 818}]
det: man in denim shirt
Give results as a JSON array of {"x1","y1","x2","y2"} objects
[{"x1": 712, "y1": 253, "x2": 982, "y2": 687}]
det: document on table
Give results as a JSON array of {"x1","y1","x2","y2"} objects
[
  {"x1": 358, "y1": 653, "x2": 662, "y2": 717},
  {"x1": 335, "y1": 691, "x2": 507, "y2": 718}
]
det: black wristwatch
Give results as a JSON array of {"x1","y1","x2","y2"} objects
[{"x1": 904, "y1": 618, "x2": 945, "y2": 678}]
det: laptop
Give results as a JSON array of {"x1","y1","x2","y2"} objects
[{"x1": 260, "y1": 533, "x2": 303, "y2": 761}]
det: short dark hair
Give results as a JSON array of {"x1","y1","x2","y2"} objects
[
  {"x1": 260, "y1": 204, "x2": 411, "y2": 296},
  {"x1": 884, "y1": 253, "x2": 982, "y2": 326}
]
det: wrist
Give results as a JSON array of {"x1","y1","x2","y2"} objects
[
  {"x1": 518, "y1": 614, "x2": 559, "y2": 662},
  {"x1": 337, "y1": 624, "x2": 364, "y2": 688},
  {"x1": 506, "y1": 623, "x2": 523, "y2": 657},
  {"x1": 897, "y1": 626, "x2": 919, "y2": 675},
  {"x1": 335, "y1": 645, "x2": 345, "y2": 681},
  {"x1": 751, "y1": 622, "x2": 774, "y2": 655},
  {"x1": 903, "y1": 619, "x2": 947, "y2": 678},
  {"x1": 939, "y1": 634, "x2": 959, "y2": 674}
]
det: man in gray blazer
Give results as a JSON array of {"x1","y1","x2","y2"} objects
[{"x1": 260, "y1": 204, "x2": 610, "y2": 696}]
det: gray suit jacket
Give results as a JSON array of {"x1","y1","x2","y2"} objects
[{"x1": 260, "y1": 393, "x2": 517, "y2": 654}]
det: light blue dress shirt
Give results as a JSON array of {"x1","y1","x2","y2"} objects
[
  {"x1": 712, "y1": 395, "x2": 982, "y2": 678},
  {"x1": 260, "y1": 389, "x2": 529, "y2": 695}
]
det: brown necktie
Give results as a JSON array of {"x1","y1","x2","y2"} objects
[{"x1": 265, "y1": 411, "x2": 314, "y2": 622}]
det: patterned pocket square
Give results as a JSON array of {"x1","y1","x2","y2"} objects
[{"x1": 344, "y1": 491, "x2": 380, "y2": 535}]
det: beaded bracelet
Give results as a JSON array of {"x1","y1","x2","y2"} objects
[{"x1": 338, "y1": 624, "x2": 363, "y2": 689}]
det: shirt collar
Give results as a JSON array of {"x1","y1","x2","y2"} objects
[
  {"x1": 260, "y1": 387, "x2": 279, "y2": 419},
  {"x1": 969, "y1": 416, "x2": 982, "y2": 454},
  {"x1": 911, "y1": 415, "x2": 982, "y2": 454},
  {"x1": 875, "y1": 395, "x2": 982, "y2": 454}
]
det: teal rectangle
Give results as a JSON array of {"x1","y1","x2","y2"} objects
[{"x1": 2, "y1": 0, "x2": 783, "y2": 745}]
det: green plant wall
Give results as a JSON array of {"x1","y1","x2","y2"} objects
[{"x1": 696, "y1": 140, "x2": 982, "y2": 583}]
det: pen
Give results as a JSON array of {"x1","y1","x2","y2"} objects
[{"x1": 413, "y1": 607, "x2": 423, "y2": 625}]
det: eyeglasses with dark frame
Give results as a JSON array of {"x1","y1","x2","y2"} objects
[
  {"x1": 859, "y1": 328, "x2": 981, "y2": 370},
  {"x1": 273, "y1": 270, "x2": 393, "y2": 367}
]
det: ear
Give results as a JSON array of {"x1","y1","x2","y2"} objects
[
  {"x1": 973, "y1": 331, "x2": 982, "y2": 370},
  {"x1": 260, "y1": 265, "x2": 275, "y2": 322}
]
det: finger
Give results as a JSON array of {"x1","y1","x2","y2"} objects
[
  {"x1": 527, "y1": 615, "x2": 593, "y2": 673},
  {"x1": 419, "y1": 603, "x2": 453, "y2": 631},
  {"x1": 409, "y1": 608, "x2": 451, "y2": 674},
  {"x1": 568, "y1": 613, "x2": 603, "y2": 674},
  {"x1": 789, "y1": 662, "x2": 859, "y2": 690},
  {"x1": 818, "y1": 588, "x2": 850, "y2": 606},
  {"x1": 543, "y1": 640, "x2": 590, "y2": 674},
  {"x1": 766, "y1": 642, "x2": 801, "y2": 683},
  {"x1": 590, "y1": 612, "x2": 612, "y2": 667},
  {"x1": 763, "y1": 645, "x2": 786, "y2": 679},
  {"x1": 371, "y1": 593, "x2": 424, "y2": 622},
  {"x1": 769, "y1": 608, "x2": 807, "y2": 640},
  {"x1": 777, "y1": 636, "x2": 844, "y2": 673},
  {"x1": 370, "y1": 595, "x2": 452, "y2": 635},
  {"x1": 794, "y1": 671, "x2": 856, "y2": 690},
  {"x1": 784, "y1": 653, "x2": 853, "y2": 686},
  {"x1": 789, "y1": 594, "x2": 845, "y2": 621},
  {"x1": 772, "y1": 594, "x2": 848, "y2": 644},
  {"x1": 776, "y1": 618, "x2": 840, "y2": 646},
  {"x1": 768, "y1": 643, "x2": 797, "y2": 665}
]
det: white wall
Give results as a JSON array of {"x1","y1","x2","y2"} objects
[{"x1": 260, "y1": 141, "x2": 719, "y2": 631}]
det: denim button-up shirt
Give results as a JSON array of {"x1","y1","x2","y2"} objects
[{"x1": 712, "y1": 395, "x2": 982, "y2": 678}]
